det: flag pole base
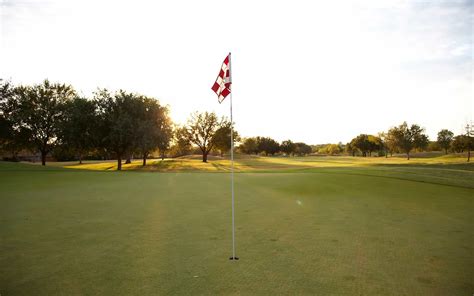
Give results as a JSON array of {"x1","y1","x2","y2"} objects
[{"x1": 229, "y1": 256, "x2": 239, "y2": 260}]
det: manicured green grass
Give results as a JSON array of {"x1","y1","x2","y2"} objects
[{"x1": 1, "y1": 157, "x2": 473, "y2": 295}]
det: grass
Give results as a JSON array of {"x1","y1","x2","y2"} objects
[{"x1": 1, "y1": 155, "x2": 473, "y2": 295}]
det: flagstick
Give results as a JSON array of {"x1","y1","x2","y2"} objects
[{"x1": 229, "y1": 52, "x2": 238, "y2": 261}]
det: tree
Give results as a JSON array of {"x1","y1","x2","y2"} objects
[
  {"x1": 0, "y1": 81, "x2": 20, "y2": 159},
  {"x1": 437, "y1": 129, "x2": 454, "y2": 154},
  {"x1": 414, "y1": 133, "x2": 429, "y2": 152},
  {"x1": 389, "y1": 122, "x2": 428, "y2": 160},
  {"x1": 294, "y1": 142, "x2": 312, "y2": 156},
  {"x1": 4, "y1": 80, "x2": 75, "y2": 165},
  {"x1": 280, "y1": 140, "x2": 296, "y2": 156},
  {"x1": 60, "y1": 97, "x2": 98, "y2": 164},
  {"x1": 172, "y1": 126, "x2": 192, "y2": 157},
  {"x1": 0, "y1": 114, "x2": 14, "y2": 157},
  {"x1": 451, "y1": 133, "x2": 474, "y2": 162},
  {"x1": 95, "y1": 89, "x2": 143, "y2": 170},
  {"x1": 135, "y1": 97, "x2": 172, "y2": 165},
  {"x1": 345, "y1": 142, "x2": 356, "y2": 156},
  {"x1": 351, "y1": 134, "x2": 370, "y2": 157},
  {"x1": 212, "y1": 121, "x2": 239, "y2": 157},
  {"x1": 385, "y1": 129, "x2": 398, "y2": 157},
  {"x1": 325, "y1": 143, "x2": 341, "y2": 155},
  {"x1": 377, "y1": 132, "x2": 388, "y2": 158},
  {"x1": 367, "y1": 135, "x2": 383, "y2": 156},
  {"x1": 240, "y1": 137, "x2": 258, "y2": 155},
  {"x1": 464, "y1": 124, "x2": 474, "y2": 162},
  {"x1": 451, "y1": 135, "x2": 467, "y2": 153},
  {"x1": 256, "y1": 136, "x2": 280, "y2": 155},
  {"x1": 156, "y1": 111, "x2": 173, "y2": 161},
  {"x1": 184, "y1": 111, "x2": 223, "y2": 162}
]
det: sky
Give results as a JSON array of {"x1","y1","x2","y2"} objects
[{"x1": 1, "y1": 0, "x2": 472, "y2": 144}]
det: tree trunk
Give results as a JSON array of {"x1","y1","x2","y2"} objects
[
  {"x1": 41, "y1": 150, "x2": 46, "y2": 166},
  {"x1": 79, "y1": 153, "x2": 83, "y2": 164},
  {"x1": 468, "y1": 150, "x2": 471, "y2": 162},
  {"x1": 202, "y1": 152, "x2": 208, "y2": 162},
  {"x1": 142, "y1": 152, "x2": 148, "y2": 166},
  {"x1": 407, "y1": 151, "x2": 410, "y2": 160},
  {"x1": 161, "y1": 152, "x2": 165, "y2": 160},
  {"x1": 117, "y1": 154, "x2": 122, "y2": 171},
  {"x1": 445, "y1": 148, "x2": 448, "y2": 155}
]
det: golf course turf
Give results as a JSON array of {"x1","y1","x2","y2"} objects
[{"x1": 1, "y1": 156, "x2": 473, "y2": 295}]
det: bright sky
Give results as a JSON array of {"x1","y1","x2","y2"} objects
[{"x1": 1, "y1": 0, "x2": 472, "y2": 144}]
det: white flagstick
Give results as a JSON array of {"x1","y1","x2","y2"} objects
[{"x1": 229, "y1": 52, "x2": 238, "y2": 261}]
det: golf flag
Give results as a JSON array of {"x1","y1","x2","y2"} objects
[
  {"x1": 212, "y1": 53, "x2": 238, "y2": 261},
  {"x1": 211, "y1": 54, "x2": 232, "y2": 103}
]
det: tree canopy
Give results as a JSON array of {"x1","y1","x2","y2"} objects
[
  {"x1": 183, "y1": 111, "x2": 225, "y2": 162},
  {"x1": 2, "y1": 80, "x2": 76, "y2": 165},
  {"x1": 387, "y1": 122, "x2": 428, "y2": 160},
  {"x1": 437, "y1": 129, "x2": 454, "y2": 154}
]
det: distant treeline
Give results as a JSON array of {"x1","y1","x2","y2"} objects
[
  {"x1": 344, "y1": 126, "x2": 474, "y2": 161},
  {"x1": 306, "y1": 126, "x2": 473, "y2": 161},
  {"x1": 1, "y1": 79, "x2": 473, "y2": 169},
  {"x1": 238, "y1": 123, "x2": 473, "y2": 162}
]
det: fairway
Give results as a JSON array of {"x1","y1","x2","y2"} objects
[{"x1": 1, "y1": 158, "x2": 473, "y2": 295}]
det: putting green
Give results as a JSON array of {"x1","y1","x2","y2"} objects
[{"x1": 0, "y1": 158, "x2": 473, "y2": 295}]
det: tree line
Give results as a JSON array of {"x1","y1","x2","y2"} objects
[
  {"x1": 0, "y1": 80, "x2": 175, "y2": 169},
  {"x1": 1, "y1": 80, "x2": 472, "y2": 168},
  {"x1": 345, "y1": 122, "x2": 473, "y2": 161},
  {"x1": 237, "y1": 123, "x2": 473, "y2": 162},
  {"x1": 239, "y1": 137, "x2": 312, "y2": 156},
  {"x1": 0, "y1": 80, "x2": 241, "y2": 169}
]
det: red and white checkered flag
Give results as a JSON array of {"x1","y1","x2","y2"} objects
[{"x1": 211, "y1": 54, "x2": 232, "y2": 103}]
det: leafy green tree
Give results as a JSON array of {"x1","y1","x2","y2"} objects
[
  {"x1": 414, "y1": 133, "x2": 429, "y2": 152},
  {"x1": 240, "y1": 137, "x2": 258, "y2": 155},
  {"x1": 294, "y1": 142, "x2": 312, "y2": 156},
  {"x1": 0, "y1": 114, "x2": 14, "y2": 158},
  {"x1": 351, "y1": 134, "x2": 370, "y2": 157},
  {"x1": 184, "y1": 111, "x2": 222, "y2": 162},
  {"x1": 60, "y1": 97, "x2": 98, "y2": 164},
  {"x1": 212, "y1": 121, "x2": 239, "y2": 157},
  {"x1": 135, "y1": 97, "x2": 172, "y2": 165},
  {"x1": 389, "y1": 122, "x2": 429, "y2": 160},
  {"x1": 325, "y1": 143, "x2": 341, "y2": 155},
  {"x1": 384, "y1": 129, "x2": 398, "y2": 157},
  {"x1": 4, "y1": 80, "x2": 75, "y2": 165},
  {"x1": 156, "y1": 113, "x2": 173, "y2": 161},
  {"x1": 451, "y1": 134, "x2": 473, "y2": 161},
  {"x1": 464, "y1": 124, "x2": 474, "y2": 162},
  {"x1": 377, "y1": 132, "x2": 389, "y2": 158},
  {"x1": 451, "y1": 135, "x2": 466, "y2": 153},
  {"x1": 345, "y1": 142, "x2": 356, "y2": 156},
  {"x1": 95, "y1": 89, "x2": 143, "y2": 170},
  {"x1": 437, "y1": 129, "x2": 454, "y2": 154},
  {"x1": 280, "y1": 140, "x2": 296, "y2": 156},
  {"x1": 367, "y1": 135, "x2": 382, "y2": 156},
  {"x1": 0, "y1": 81, "x2": 24, "y2": 159},
  {"x1": 172, "y1": 126, "x2": 192, "y2": 157},
  {"x1": 256, "y1": 136, "x2": 280, "y2": 155}
]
